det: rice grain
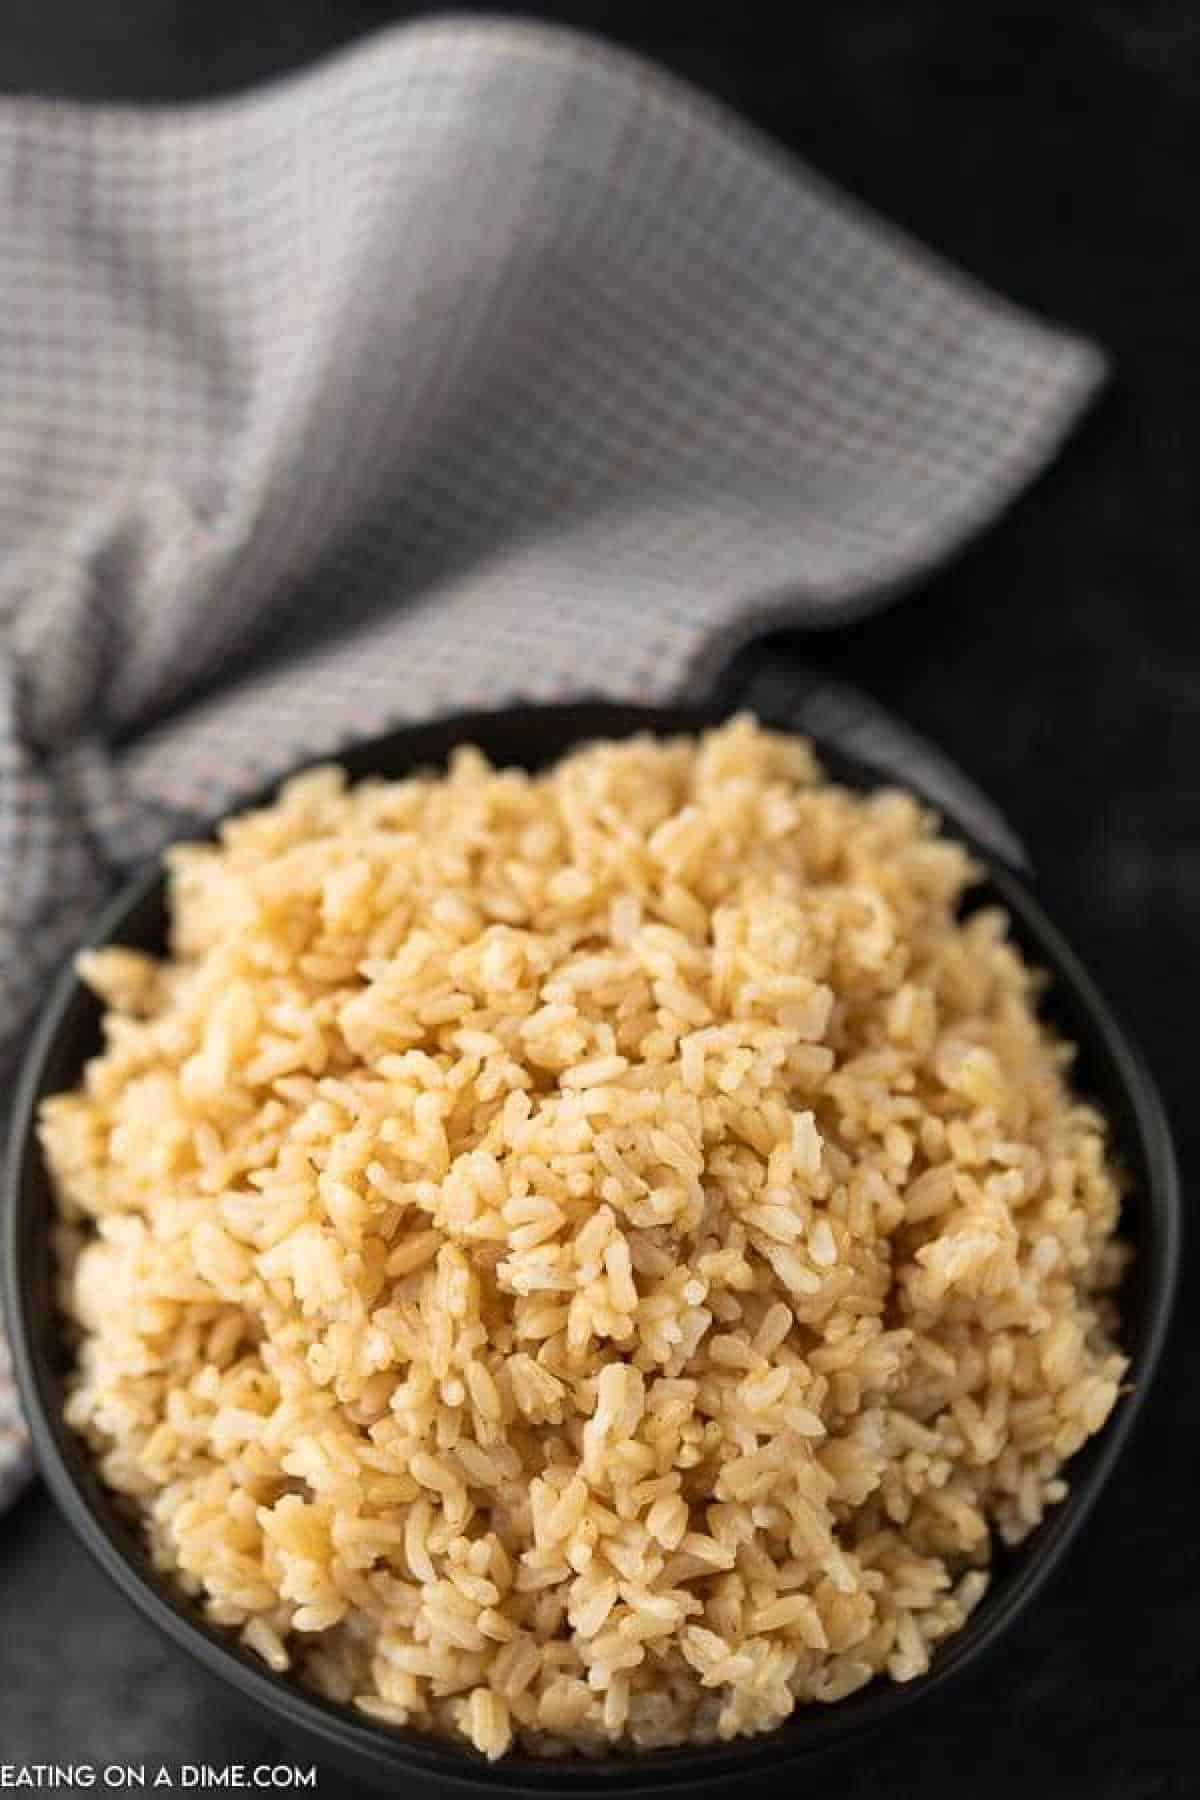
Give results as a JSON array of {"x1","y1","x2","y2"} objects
[{"x1": 44, "y1": 718, "x2": 1127, "y2": 1759}]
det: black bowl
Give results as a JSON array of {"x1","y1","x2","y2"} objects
[{"x1": 3, "y1": 700, "x2": 1181, "y2": 1795}]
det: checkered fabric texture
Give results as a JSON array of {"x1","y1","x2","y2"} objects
[{"x1": 0, "y1": 18, "x2": 1104, "y2": 1508}]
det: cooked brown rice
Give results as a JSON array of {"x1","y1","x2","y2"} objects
[{"x1": 42, "y1": 717, "x2": 1127, "y2": 1759}]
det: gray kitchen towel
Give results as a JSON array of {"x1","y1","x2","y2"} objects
[{"x1": 0, "y1": 16, "x2": 1103, "y2": 1509}]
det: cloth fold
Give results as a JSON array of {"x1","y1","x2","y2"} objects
[{"x1": 0, "y1": 15, "x2": 1102, "y2": 1510}]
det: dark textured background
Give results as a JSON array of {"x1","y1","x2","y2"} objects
[{"x1": 1, "y1": 2, "x2": 1196, "y2": 1794}]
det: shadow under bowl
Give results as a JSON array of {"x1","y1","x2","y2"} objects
[{"x1": 2, "y1": 700, "x2": 1182, "y2": 1796}]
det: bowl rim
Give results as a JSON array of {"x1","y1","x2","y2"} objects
[{"x1": 2, "y1": 698, "x2": 1182, "y2": 1793}]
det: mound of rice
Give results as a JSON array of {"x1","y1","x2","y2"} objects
[{"x1": 42, "y1": 717, "x2": 1127, "y2": 1759}]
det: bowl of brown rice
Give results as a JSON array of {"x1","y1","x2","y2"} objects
[{"x1": 3, "y1": 701, "x2": 1180, "y2": 1792}]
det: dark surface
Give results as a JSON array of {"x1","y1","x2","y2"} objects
[{"x1": 1, "y1": 2, "x2": 1197, "y2": 1795}]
